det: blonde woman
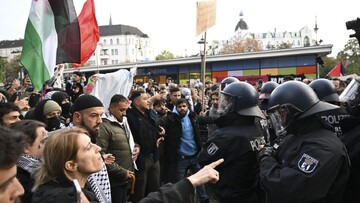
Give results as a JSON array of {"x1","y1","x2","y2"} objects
[
  {"x1": 32, "y1": 127, "x2": 103, "y2": 203},
  {"x1": 32, "y1": 127, "x2": 224, "y2": 203}
]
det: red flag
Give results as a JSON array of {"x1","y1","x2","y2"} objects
[
  {"x1": 327, "y1": 61, "x2": 342, "y2": 77},
  {"x1": 73, "y1": 0, "x2": 100, "y2": 68}
]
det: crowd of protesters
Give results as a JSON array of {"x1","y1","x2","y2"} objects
[{"x1": 0, "y1": 68, "x2": 359, "y2": 203}]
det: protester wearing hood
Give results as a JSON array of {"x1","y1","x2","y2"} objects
[
  {"x1": 51, "y1": 91, "x2": 72, "y2": 126},
  {"x1": 34, "y1": 99, "x2": 63, "y2": 132}
]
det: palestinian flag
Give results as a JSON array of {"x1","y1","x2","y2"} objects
[
  {"x1": 327, "y1": 61, "x2": 343, "y2": 77},
  {"x1": 20, "y1": 0, "x2": 99, "y2": 91}
]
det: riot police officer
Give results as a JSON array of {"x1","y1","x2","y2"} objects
[
  {"x1": 258, "y1": 81, "x2": 279, "y2": 144},
  {"x1": 219, "y1": 76, "x2": 239, "y2": 91},
  {"x1": 258, "y1": 81, "x2": 279, "y2": 111},
  {"x1": 339, "y1": 76, "x2": 360, "y2": 202},
  {"x1": 259, "y1": 81, "x2": 350, "y2": 203},
  {"x1": 198, "y1": 81, "x2": 266, "y2": 203},
  {"x1": 309, "y1": 78, "x2": 341, "y2": 104},
  {"x1": 309, "y1": 78, "x2": 350, "y2": 137}
]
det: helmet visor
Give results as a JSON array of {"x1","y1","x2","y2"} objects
[
  {"x1": 220, "y1": 83, "x2": 229, "y2": 92},
  {"x1": 339, "y1": 78, "x2": 360, "y2": 109},
  {"x1": 217, "y1": 93, "x2": 234, "y2": 115},
  {"x1": 267, "y1": 104, "x2": 302, "y2": 136}
]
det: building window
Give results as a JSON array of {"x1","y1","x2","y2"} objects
[
  {"x1": 117, "y1": 38, "x2": 119, "y2": 44},
  {"x1": 104, "y1": 60, "x2": 108, "y2": 65},
  {"x1": 115, "y1": 49, "x2": 118, "y2": 55},
  {"x1": 110, "y1": 39, "x2": 113, "y2": 45},
  {"x1": 303, "y1": 37, "x2": 310, "y2": 47},
  {"x1": 88, "y1": 60, "x2": 95, "y2": 66},
  {"x1": 103, "y1": 39, "x2": 107, "y2": 45}
]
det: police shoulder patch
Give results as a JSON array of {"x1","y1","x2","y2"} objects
[
  {"x1": 207, "y1": 142, "x2": 219, "y2": 155},
  {"x1": 297, "y1": 153, "x2": 319, "y2": 173}
]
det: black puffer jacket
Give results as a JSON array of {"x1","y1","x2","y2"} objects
[
  {"x1": 340, "y1": 117, "x2": 360, "y2": 203},
  {"x1": 32, "y1": 177, "x2": 98, "y2": 203},
  {"x1": 126, "y1": 106, "x2": 160, "y2": 171}
]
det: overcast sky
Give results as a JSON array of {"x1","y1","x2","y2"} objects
[{"x1": 1, "y1": 0, "x2": 359, "y2": 57}]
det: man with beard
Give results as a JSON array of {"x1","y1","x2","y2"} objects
[
  {"x1": 205, "y1": 91, "x2": 220, "y2": 138},
  {"x1": 151, "y1": 96, "x2": 168, "y2": 185},
  {"x1": 160, "y1": 98, "x2": 214, "y2": 203},
  {"x1": 72, "y1": 95, "x2": 112, "y2": 203},
  {"x1": 153, "y1": 97, "x2": 168, "y2": 118},
  {"x1": 97, "y1": 94, "x2": 139, "y2": 203}
]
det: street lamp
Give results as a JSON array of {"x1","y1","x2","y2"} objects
[
  {"x1": 96, "y1": 43, "x2": 103, "y2": 73},
  {"x1": 197, "y1": 34, "x2": 207, "y2": 112},
  {"x1": 197, "y1": 35, "x2": 206, "y2": 84}
]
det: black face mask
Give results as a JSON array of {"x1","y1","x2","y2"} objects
[
  {"x1": 60, "y1": 102, "x2": 72, "y2": 116},
  {"x1": 46, "y1": 115, "x2": 61, "y2": 131}
]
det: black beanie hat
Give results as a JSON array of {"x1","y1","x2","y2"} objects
[
  {"x1": 72, "y1": 95, "x2": 103, "y2": 113},
  {"x1": 51, "y1": 91, "x2": 70, "y2": 105}
]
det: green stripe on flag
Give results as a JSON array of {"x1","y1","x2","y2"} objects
[{"x1": 20, "y1": 20, "x2": 51, "y2": 92}]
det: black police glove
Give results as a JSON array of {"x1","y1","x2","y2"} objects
[{"x1": 258, "y1": 146, "x2": 274, "y2": 161}]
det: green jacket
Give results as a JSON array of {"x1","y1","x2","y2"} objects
[{"x1": 97, "y1": 114, "x2": 134, "y2": 187}]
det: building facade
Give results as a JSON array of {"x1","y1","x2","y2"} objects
[
  {"x1": 87, "y1": 24, "x2": 154, "y2": 67},
  {"x1": 0, "y1": 40, "x2": 23, "y2": 61},
  {"x1": 213, "y1": 11, "x2": 316, "y2": 54}
]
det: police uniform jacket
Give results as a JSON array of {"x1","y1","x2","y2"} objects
[
  {"x1": 316, "y1": 107, "x2": 350, "y2": 137},
  {"x1": 340, "y1": 117, "x2": 360, "y2": 203},
  {"x1": 260, "y1": 117, "x2": 350, "y2": 203},
  {"x1": 198, "y1": 112, "x2": 266, "y2": 202}
]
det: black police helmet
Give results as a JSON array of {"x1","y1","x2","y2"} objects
[
  {"x1": 269, "y1": 81, "x2": 338, "y2": 119},
  {"x1": 259, "y1": 81, "x2": 279, "y2": 100},
  {"x1": 220, "y1": 76, "x2": 239, "y2": 91},
  {"x1": 309, "y1": 78, "x2": 340, "y2": 103},
  {"x1": 220, "y1": 81, "x2": 264, "y2": 118}
]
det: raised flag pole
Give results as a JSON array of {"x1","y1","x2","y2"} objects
[{"x1": 196, "y1": 0, "x2": 216, "y2": 112}]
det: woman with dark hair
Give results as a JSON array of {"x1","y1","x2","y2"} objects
[{"x1": 10, "y1": 120, "x2": 47, "y2": 203}]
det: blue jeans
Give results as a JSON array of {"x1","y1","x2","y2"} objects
[{"x1": 176, "y1": 156, "x2": 209, "y2": 201}]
